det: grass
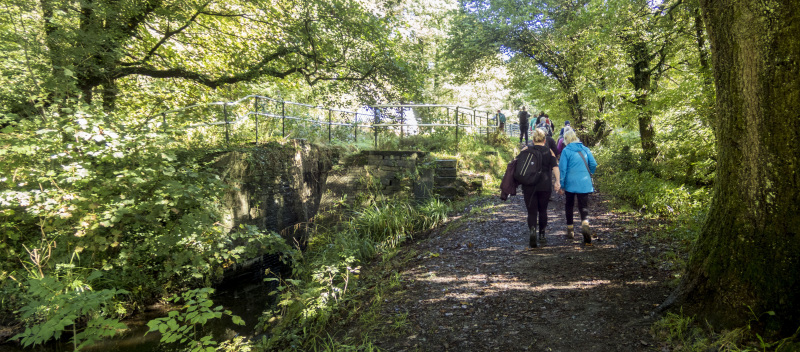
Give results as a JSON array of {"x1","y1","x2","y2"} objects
[
  {"x1": 652, "y1": 311, "x2": 800, "y2": 352},
  {"x1": 256, "y1": 194, "x2": 451, "y2": 351}
]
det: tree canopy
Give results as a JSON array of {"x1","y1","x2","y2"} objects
[{"x1": 1, "y1": 0, "x2": 417, "y2": 115}]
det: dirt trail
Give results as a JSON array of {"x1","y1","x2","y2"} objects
[{"x1": 373, "y1": 192, "x2": 674, "y2": 351}]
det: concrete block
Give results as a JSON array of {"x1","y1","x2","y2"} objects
[
  {"x1": 436, "y1": 168, "x2": 458, "y2": 177},
  {"x1": 434, "y1": 159, "x2": 458, "y2": 168},
  {"x1": 434, "y1": 176, "x2": 458, "y2": 187},
  {"x1": 434, "y1": 185, "x2": 467, "y2": 198}
]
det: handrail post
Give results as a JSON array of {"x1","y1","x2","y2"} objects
[
  {"x1": 455, "y1": 107, "x2": 459, "y2": 150},
  {"x1": 328, "y1": 109, "x2": 332, "y2": 143},
  {"x1": 223, "y1": 103, "x2": 230, "y2": 145},
  {"x1": 445, "y1": 107, "x2": 449, "y2": 137},
  {"x1": 374, "y1": 108, "x2": 379, "y2": 149},
  {"x1": 281, "y1": 101, "x2": 286, "y2": 138},
  {"x1": 254, "y1": 97, "x2": 259, "y2": 144},
  {"x1": 400, "y1": 108, "x2": 404, "y2": 139},
  {"x1": 486, "y1": 111, "x2": 490, "y2": 140},
  {"x1": 472, "y1": 110, "x2": 476, "y2": 136},
  {"x1": 354, "y1": 112, "x2": 358, "y2": 143}
]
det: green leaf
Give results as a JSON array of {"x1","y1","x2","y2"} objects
[{"x1": 231, "y1": 315, "x2": 245, "y2": 326}]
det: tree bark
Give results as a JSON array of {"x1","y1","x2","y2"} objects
[
  {"x1": 691, "y1": 6, "x2": 717, "y2": 135},
  {"x1": 628, "y1": 40, "x2": 658, "y2": 162},
  {"x1": 667, "y1": 0, "x2": 800, "y2": 332}
]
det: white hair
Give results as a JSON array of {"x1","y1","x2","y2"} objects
[{"x1": 564, "y1": 130, "x2": 579, "y2": 145}]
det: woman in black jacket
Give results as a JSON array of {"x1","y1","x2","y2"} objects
[{"x1": 519, "y1": 128, "x2": 561, "y2": 248}]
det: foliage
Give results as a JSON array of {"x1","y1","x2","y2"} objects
[
  {"x1": 256, "y1": 196, "x2": 450, "y2": 350},
  {"x1": 596, "y1": 168, "x2": 709, "y2": 217},
  {"x1": 652, "y1": 310, "x2": 800, "y2": 352},
  {"x1": 146, "y1": 288, "x2": 244, "y2": 352},
  {"x1": 593, "y1": 124, "x2": 714, "y2": 218},
  {"x1": 0, "y1": 0, "x2": 414, "y2": 114},
  {"x1": 12, "y1": 264, "x2": 127, "y2": 351},
  {"x1": 0, "y1": 106, "x2": 290, "y2": 345}
]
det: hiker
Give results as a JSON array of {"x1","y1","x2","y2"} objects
[
  {"x1": 535, "y1": 111, "x2": 545, "y2": 125},
  {"x1": 559, "y1": 120, "x2": 571, "y2": 139},
  {"x1": 517, "y1": 128, "x2": 560, "y2": 248},
  {"x1": 518, "y1": 106, "x2": 530, "y2": 145},
  {"x1": 557, "y1": 130, "x2": 597, "y2": 245},
  {"x1": 556, "y1": 126, "x2": 572, "y2": 159},
  {"x1": 537, "y1": 115, "x2": 554, "y2": 137},
  {"x1": 495, "y1": 109, "x2": 506, "y2": 133},
  {"x1": 545, "y1": 130, "x2": 558, "y2": 161}
]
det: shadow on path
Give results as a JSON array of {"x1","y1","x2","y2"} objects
[{"x1": 375, "y1": 191, "x2": 672, "y2": 351}]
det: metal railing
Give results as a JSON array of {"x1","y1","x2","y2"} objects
[{"x1": 155, "y1": 95, "x2": 507, "y2": 148}]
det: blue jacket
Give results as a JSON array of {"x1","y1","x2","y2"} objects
[{"x1": 559, "y1": 142, "x2": 597, "y2": 193}]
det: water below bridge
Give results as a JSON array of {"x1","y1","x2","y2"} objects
[{"x1": 0, "y1": 268, "x2": 278, "y2": 352}]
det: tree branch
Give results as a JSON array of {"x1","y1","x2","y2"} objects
[{"x1": 133, "y1": 1, "x2": 210, "y2": 66}]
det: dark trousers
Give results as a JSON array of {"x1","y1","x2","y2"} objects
[
  {"x1": 519, "y1": 125, "x2": 529, "y2": 144},
  {"x1": 523, "y1": 187, "x2": 550, "y2": 231},
  {"x1": 564, "y1": 191, "x2": 590, "y2": 225}
]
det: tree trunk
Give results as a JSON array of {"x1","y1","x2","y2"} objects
[
  {"x1": 629, "y1": 41, "x2": 658, "y2": 162},
  {"x1": 692, "y1": 8, "x2": 712, "y2": 88},
  {"x1": 667, "y1": 0, "x2": 800, "y2": 332},
  {"x1": 692, "y1": 7, "x2": 717, "y2": 134}
]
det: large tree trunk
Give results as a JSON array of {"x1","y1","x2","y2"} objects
[{"x1": 667, "y1": 0, "x2": 800, "y2": 332}]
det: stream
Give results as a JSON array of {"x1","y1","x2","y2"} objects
[{"x1": 0, "y1": 257, "x2": 283, "y2": 352}]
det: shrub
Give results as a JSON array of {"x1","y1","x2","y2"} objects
[{"x1": 0, "y1": 108, "x2": 289, "y2": 343}]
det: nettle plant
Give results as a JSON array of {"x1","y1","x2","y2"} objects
[
  {"x1": 12, "y1": 262, "x2": 128, "y2": 350},
  {"x1": 1, "y1": 108, "x2": 289, "y2": 345},
  {"x1": 146, "y1": 288, "x2": 244, "y2": 352}
]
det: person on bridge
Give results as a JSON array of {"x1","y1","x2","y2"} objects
[
  {"x1": 518, "y1": 128, "x2": 560, "y2": 249},
  {"x1": 557, "y1": 130, "x2": 597, "y2": 245},
  {"x1": 495, "y1": 109, "x2": 506, "y2": 134},
  {"x1": 518, "y1": 106, "x2": 530, "y2": 145}
]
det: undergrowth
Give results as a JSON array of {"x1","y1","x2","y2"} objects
[
  {"x1": 594, "y1": 131, "x2": 800, "y2": 351},
  {"x1": 254, "y1": 195, "x2": 451, "y2": 351},
  {"x1": 254, "y1": 133, "x2": 510, "y2": 351},
  {"x1": 652, "y1": 310, "x2": 800, "y2": 352}
]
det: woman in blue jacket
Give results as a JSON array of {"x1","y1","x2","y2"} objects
[{"x1": 557, "y1": 130, "x2": 597, "y2": 245}]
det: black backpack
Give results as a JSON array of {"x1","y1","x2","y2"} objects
[
  {"x1": 537, "y1": 118, "x2": 553, "y2": 136},
  {"x1": 519, "y1": 111, "x2": 529, "y2": 125},
  {"x1": 513, "y1": 148, "x2": 545, "y2": 186}
]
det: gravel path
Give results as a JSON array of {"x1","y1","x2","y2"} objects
[{"x1": 372, "y1": 192, "x2": 674, "y2": 351}]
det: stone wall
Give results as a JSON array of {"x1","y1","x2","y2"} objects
[
  {"x1": 210, "y1": 144, "x2": 482, "y2": 242},
  {"x1": 209, "y1": 139, "x2": 336, "y2": 240},
  {"x1": 209, "y1": 142, "x2": 483, "y2": 282}
]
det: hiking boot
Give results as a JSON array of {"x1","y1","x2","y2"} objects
[
  {"x1": 529, "y1": 226, "x2": 539, "y2": 248},
  {"x1": 566, "y1": 225, "x2": 574, "y2": 239},
  {"x1": 539, "y1": 229, "x2": 547, "y2": 243},
  {"x1": 581, "y1": 220, "x2": 592, "y2": 244}
]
